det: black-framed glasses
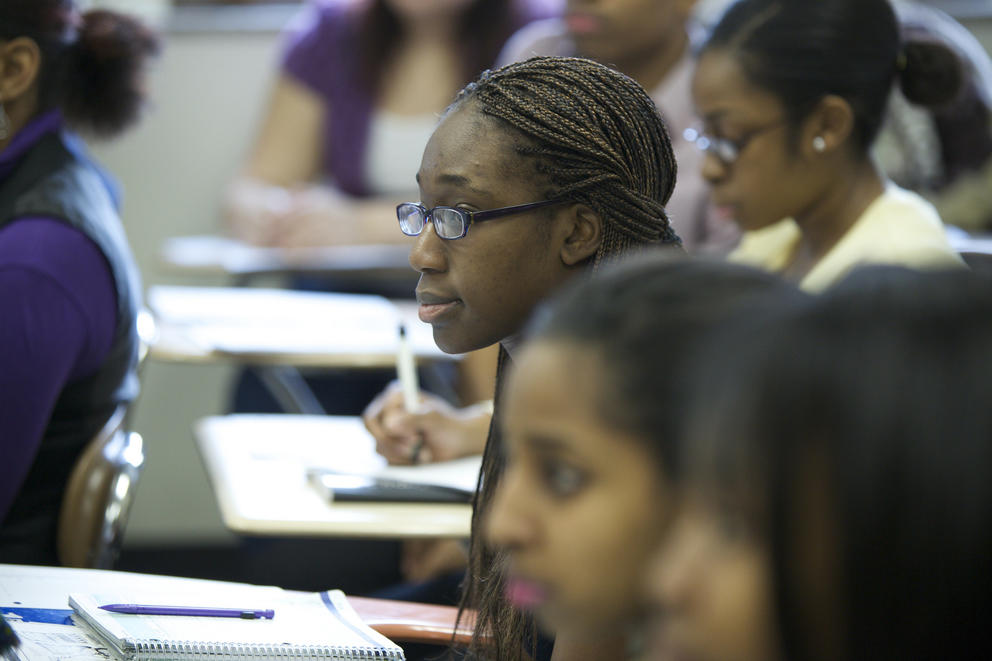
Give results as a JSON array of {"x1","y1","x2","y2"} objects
[
  {"x1": 683, "y1": 119, "x2": 788, "y2": 166},
  {"x1": 396, "y1": 199, "x2": 564, "y2": 240}
]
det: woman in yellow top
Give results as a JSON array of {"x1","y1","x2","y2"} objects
[{"x1": 687, "y1": 0, "x2": 965, "y2": 291}]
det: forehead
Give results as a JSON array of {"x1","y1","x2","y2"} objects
[
  {"x1": 508, "y1": 340, "x2": 604, "y2": 410},
  {"x1": 692, "y1": 49, "x2": 782, "y2": 121},
  {"x1": 417, "y1": 104, "x2": 538, "y2": 201}
]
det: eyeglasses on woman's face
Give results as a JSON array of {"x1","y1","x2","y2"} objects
[
  {"x1": 683, "y1": 119, "x2": 788, "y2": 167},
  {"x1": 397, "y1": 199, "x2": 564, "y2": 240}
]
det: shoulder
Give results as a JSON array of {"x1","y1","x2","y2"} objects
[
  {"x1": 513, "y1": 0, "x2": 564, "y2": 22},
  {"x1": 497, "y1": 18, "x2": 572, "y2": 66},
  {"x1": 285, "y1": 0, "x2": 357, "y2": 37},
  {"x1": 281, "y1": 0, "x2": 359, "y2": 70},
  {"x1": 728, "y1": 219, "x2": 800, "y2": 272},
  {"x1": 863, "y1": 186, "x2": 946, "y2": 234},
  {"x1": 0, "y1": 218, "x2": 112, "y2": 294},
  {"x1": 850, "y1": 186, "x2": 964, "y2": 267}
]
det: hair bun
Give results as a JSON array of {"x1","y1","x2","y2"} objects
[
  {"x1": 898, "y1": 39, "x2": 964, "y2": 108},
  {"x1": 63, "y1": 9, "x2": 160, "y2": 137}
]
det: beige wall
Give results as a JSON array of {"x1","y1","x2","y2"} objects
[
  {"x1": 91, "y1": 30, "x2": 284, "y2": 545},
  {"x1": 95, "y1": 15, "x2": 992, "y2": 547}
]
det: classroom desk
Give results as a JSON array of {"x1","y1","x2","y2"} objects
[
  {"x1": 147, "y1": 285, "x2": 448, "y2": 369},
  {"x1": 0, "y1": 563, "x2": 472, "y2": 658},
  {"x1": 159, "y1": 235, "x2": 416, "y2": 287},
  {"x1": 146, "y1": 286, "x2": 456, "y2": 413},
  {"x1": 194, "y1": 415, "x2": 478, "y2": 539},
  {"x1": 946, "y1": 226, "x2": 992, "y2": 255}
]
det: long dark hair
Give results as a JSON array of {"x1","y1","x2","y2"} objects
[
  {"x1": 357, "y1": 0, "x2": 531, "y2": 96},
  {"x1": 0, "y1": 0, "x2": 159, "y2": 137},
  {"x1": 703, "y1": 0, "x2": 964, "y2": 151},
  {"x1": 448, "y1": 56, "x2": 681, "y2": 661},
  {"x1": 526, "y1": 254, "x2": 804, "y2": 476},
  {"x1": 683, "y1": 266, "x2": 992, "y2": 661}
]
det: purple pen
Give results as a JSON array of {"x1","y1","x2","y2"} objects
[{"x1": 99, "y1": 604, "x2": 275, "y2": 619}]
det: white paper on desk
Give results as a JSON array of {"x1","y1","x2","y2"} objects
[
  {"x1": 198, "y1": 415, "x2": 481, "y2": 495},
  {"x1": 147, "y1": 286, "x2": 398, "y2": 326},
  {"x1": 147, "y1": 285, "x2": 443, "y2": 358},
  {"x1": 8, "y1": 621, "x2": 111, "y2": 661},
  {"x1": 373, "y1": 457, "x2": 482, "y2": 494}
]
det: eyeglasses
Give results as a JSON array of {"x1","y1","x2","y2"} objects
[
  {"x1": 683, "y1": 119, "x2": 788, "y2": 166},
  {"x1": 397, "y1": 199, "x2": 564, "y2": 240}
]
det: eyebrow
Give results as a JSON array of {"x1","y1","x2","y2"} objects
[
  {"x1": 700, "y1": 109, "x2": 730, "y2": 125},
  {"x1": 415, "y1": 172, "x2": 491, "y2": 198},
  {"x1": 520, "y1": 432, "x2": 586, "y2": 460}
]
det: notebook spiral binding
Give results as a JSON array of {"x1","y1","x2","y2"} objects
[{"x1": 132, "y1": 639, "x2": 391, "y2": 659}]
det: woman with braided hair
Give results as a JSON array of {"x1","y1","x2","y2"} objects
[{"x1": 364, "y1": 55, "x2": 680, "y2": 659}]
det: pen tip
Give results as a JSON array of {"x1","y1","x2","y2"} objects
[{"x1": 399, "y1": 324, "x2": 407, "y2": 337}]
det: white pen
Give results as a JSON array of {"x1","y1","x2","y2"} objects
[
  {"x1": 396, "y1": 324, "x2": 420, "y2": 413},
  {"x1": 396, "y1": 324, "x2": 426, "y2": 463}
]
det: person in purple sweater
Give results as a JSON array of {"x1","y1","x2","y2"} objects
[
  {"x1": 224, "y1": 0, "x2": 558, "y2": 250},
  {"x1": 0, "y1": 0, "x2": 158, "y2": 565}
]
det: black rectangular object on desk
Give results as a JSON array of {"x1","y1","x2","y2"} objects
[{"x1": 307, "y1": 470, "x2": 473, "y2": 504}]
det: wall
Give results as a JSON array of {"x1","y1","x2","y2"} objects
[
  {"x1": 90, "y1": 27, "x2": 286, "y2": 545},
  {"x1": 90, "y1": 10, "x2": 992, "y2": 547}
]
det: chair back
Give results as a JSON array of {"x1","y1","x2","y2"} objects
[
  {"x1": 56, "y1": 308, "x2": 156, "y2": 568},
  {"x1": 56, "y1": 405, "x2": 145, "y2": 568}
]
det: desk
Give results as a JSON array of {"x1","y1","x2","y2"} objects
[
  {"x1": 147, "y1": 286, "x2": 456, "y2": 413},
  {"x1": 147, "y1": 285, "x2": 448, "y2": 369},
  {"x1": 946, "y1": 226, "x2": 992, "y2": 255},
  {"x1": 159, "y1": 235, "x2": 416, "y2": 287},
  {"x1": 0, "y1": 563, "x2": 472, "y2": 659},
  {"x1": 195, "y1": 415, "x2": 477, "y2": 539}
]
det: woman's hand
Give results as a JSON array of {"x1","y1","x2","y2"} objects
[{"x1": 362, "y1": 381, "x2": 491, "y2": 465}]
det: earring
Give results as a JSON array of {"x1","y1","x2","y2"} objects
[
  {"x1": 812, "y1": 136, "x2": 826, "y2": 153},
  {"x1": 0, "y1": 103, "x2": 9, "y2": 141}
]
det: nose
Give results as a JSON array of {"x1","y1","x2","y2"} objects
[
  {"x1": 408, "y1": 220, "x2": 447, "y2": 274},
  {"x1": 484, "y1": 463, "x2": 537, "y2": 551},
  {"x1": 700, "y1": 150, "x2": 728, "y2": 186}
]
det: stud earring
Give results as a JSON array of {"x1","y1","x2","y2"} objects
[{"x1": 812, "y1": 136, "x2": 826, "y2": 153}]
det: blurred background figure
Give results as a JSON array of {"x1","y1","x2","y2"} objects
[
  {"x1": 689, "y1": 0, "x2": 964, "y2": 291},
  {"x1": 0, "y1": 0, "x2": 158, "y2": 564},
  {"x1": 649, "y1": 266, "x2": 992, "y2": 661},
  {"x1": 498, "y1": 0, "x2": 741, "y2": 255},
  {"x1": 881, "y1": 1, "x2": 992, "y2": 233},
  {"x1": 224, "y1": 0, "x2": 557, "y2": 252}
]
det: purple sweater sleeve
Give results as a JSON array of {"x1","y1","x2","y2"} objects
[{"x1": 0, "y1": 217, "x2": 117, "y2": 520}]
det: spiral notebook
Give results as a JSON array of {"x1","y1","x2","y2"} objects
[{"x1": 68, "y1": 589, "x2": 404, "y2": 660}]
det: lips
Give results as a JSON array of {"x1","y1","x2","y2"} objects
[
  {"x1": 504, "y1": 576, "x2": 549, "y2": 610},
  {"x1": 416, "y1": 290, "x2": 461, "y2": 324},
  {"x1": 564, "y1": 12, "x2": 602, "y2": 35},
  {"x1": 713, "y1": 204, "x2": 737, "y2": 221}
]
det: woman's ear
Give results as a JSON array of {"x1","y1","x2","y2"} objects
[
  {"x1": 559, "y1": 203, "x2": 603, "y2": 266},
  {"x1": 800, "y1": 94, "x2": 855, "y2": 159},
  {"x1": 0, "y1": 37, "x2": 41, "y2": 103}
]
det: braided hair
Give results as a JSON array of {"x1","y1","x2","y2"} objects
[{"x1": 451, "y1": 56, "x2": 681, "y2": 661}]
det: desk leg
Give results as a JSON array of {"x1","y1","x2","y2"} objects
[{"x1": 256, "y1": 366, "x2": 327, "y2": 415}]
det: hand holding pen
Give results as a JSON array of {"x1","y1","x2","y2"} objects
[
  {"x1": 362, "y1": 384, "x2": 492, "y2": 465},
  {"x1": 395, "y1": 324, "x2": 425, "y2": 463}
]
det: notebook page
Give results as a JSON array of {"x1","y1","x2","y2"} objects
[
  {"x1": 375, "y1": 456, "x2": 482, "y2": 494},
  {"x1": 68, "y1": 590, "x2": 403, "y2": 660}
]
